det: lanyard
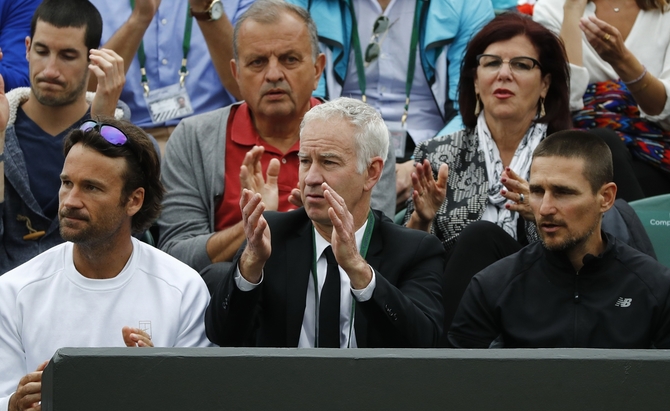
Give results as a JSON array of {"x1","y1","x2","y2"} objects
[
  {"x1": 345, "y1": 0, "x2": 423, "y2": 126},
  {"x1": 311, "y1": 209, "x2": 375, "y2": 348},
  {"x1": 130, "y1": 0, "x2": 193, "y2": 95}
]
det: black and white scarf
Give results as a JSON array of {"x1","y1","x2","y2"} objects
[{"x1": 477, "y1": 113, "x2": 547, "y2": 239}]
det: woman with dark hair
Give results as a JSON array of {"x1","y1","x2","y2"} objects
[
  {"x1": 402, "y1": 13, "x2": 572, "y2": 343},
  {"x1": 405, "y1": 13, "x2": 571, "y2": 250},
  {"x1": 534, "y1": 0, "x2": 670, "y2": 197}
]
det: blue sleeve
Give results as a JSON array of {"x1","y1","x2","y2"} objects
[
  {"x1": 284, "y1": 0, "x2": 309, "y2": 8},
  {"x1": 230, "y1": 0, "x2": 256, "y2": 24},
  {"x1": 446, "y1": 0, "x2": 494, "y2": 104},
  {"x1": 0, "y1": 0, "x2": 41, "y2": 91}
]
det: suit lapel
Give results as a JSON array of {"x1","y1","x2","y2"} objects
[
  {"x1": 353, "y1": 210, "x2": 383, "y2": 348},
  {"x1": 285, "y1": 217, "x2": 313, "y2": 347}
]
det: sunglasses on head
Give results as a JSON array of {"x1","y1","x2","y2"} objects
[{"x1": 79, "y1": 120, "x2": 128, "y2": 146}]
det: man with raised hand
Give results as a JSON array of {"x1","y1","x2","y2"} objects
[
  {"x1": 0, "y1": 0, "x2": 126, "y2": 273},
  {"x1": 206, "y1": 97, "x2": 444, "y2": 348},
  {"x1": 158, "y1": 0, "x2": 395, "y2": 292}
]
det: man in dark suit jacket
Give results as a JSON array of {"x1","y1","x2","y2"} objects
[{"x1": 206, "y1": 97, "x2": 444, "y2": 348}]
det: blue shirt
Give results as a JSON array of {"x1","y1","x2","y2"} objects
[
  {"x1": 90, "y1": 0, "x2": 254, "y2": 128},
  {"x1": 0, "y1": 0, "x2": 42, "y2": 91},
  {"x1": 341, "y1": 0, "x2": 445, "y2": 144},
  {"x1": 14, "y1": 108, "x2": 89, "y2": 220}
]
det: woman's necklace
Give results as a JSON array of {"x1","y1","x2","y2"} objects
[{"x1": 609, "y1": 0, "x2": 626, "y2": 12}]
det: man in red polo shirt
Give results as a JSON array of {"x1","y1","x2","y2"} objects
[{"x1": 158, "y1": 0, "x2": 395, "y2": 292}]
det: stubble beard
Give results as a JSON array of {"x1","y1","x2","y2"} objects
[
  {"x1": 31, "y1": 72, "x2": 88, "y2": 107},
  {"x1": 540, "y1": 217, "x2": 600, "y2": 254}
]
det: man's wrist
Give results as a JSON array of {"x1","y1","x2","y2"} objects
[
  {"x1": 188, "y1": 0, "x2": 211, "y2": 10},
  {"x1": 239, "y1": 250, "x2": 265, "y2": 283},
  {"x1": 347, "y1": 257, "x2": 373, "y2": 290},
  {"x1": 8, "y1": 392, "x2": 17, "y2": 411}
]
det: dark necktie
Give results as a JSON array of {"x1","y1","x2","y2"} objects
[{"x1": 319, "y1": 246, "x2": 341, "y2": 348}]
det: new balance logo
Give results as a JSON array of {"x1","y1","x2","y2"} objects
[{"x1": 615, "y1": 297, "x2": 632, "y2": 308}]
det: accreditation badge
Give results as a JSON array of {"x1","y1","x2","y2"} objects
[
  {"x1": 144, "y1": 83, "x2": 194, "y2": 124},
  {"x1": 386, "y1": 121, "x2": 408, "y2": 159}
]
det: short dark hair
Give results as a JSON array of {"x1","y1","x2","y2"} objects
[
  {"x1": 63, "y1": 117, "x2": 164, "y2": 233},
  {"x1": 459, "y1": 13, "x2": 572, "y2": 135},
  {"x1": 30, "y1": 0, "x2": 103, "y2": 52},
  {"x1": 532, "y1": 130, "x2": 613, "y2": 193}
]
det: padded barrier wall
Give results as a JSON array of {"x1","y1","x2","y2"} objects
[{"x1": 42, "y1": 347, "x2": 670, "y2": 411}]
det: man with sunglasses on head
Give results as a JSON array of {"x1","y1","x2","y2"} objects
[
  {"x1": 286, "y1": 0, "x2": 494, "y2": 212},
  {"x1": 0, "y1": 0, "x2": 127, "y2": 274},
  {"x1": 0, "y1": 117, "x2": 211, "y2": 411},
  {"x1": 157, "y1": 0, "x2": 396, "y2": 292}
]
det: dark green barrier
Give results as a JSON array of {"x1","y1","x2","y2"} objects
[{"x1": 42, "y1": 347, "x2": 670, "y2": 410}]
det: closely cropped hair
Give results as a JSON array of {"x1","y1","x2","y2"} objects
[
  {"x1": 63, "y1": 117, "x2": 164, "y2": 233},
  {"x1": 30, "y1": 0, "x2": 102, "y2": 52},
  {"x1": 532, "y1": 130, "x2": 613, "y2": 193},
  {"x1": 459, "y1": 13, "x2": 571, "y2": 134},
  {"x1": 301, "y1": 97, "x2": 389, "y2": 174},
  {"x1": 233, "y1": 0, "x2": 320, "y2": 62}
]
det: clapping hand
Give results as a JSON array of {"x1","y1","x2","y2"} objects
[{"x1": 406, "y1": 160, "x2": 448, "y2": 232}]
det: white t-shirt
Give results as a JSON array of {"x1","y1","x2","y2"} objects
[{"x1": 0, "y1": 238, "x2": 212, "y2": 410}]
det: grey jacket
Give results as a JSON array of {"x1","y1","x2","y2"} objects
[
  {"x1": 0, "y1": 88, "x2": 125, "y2": 273},
  {"x1": 158, "y1": 103, "x2": 396, "y2": 272}
]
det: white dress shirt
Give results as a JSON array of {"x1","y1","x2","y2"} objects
[{"x1": 235, "y1": 221, "x2": 376, "y2": 348}]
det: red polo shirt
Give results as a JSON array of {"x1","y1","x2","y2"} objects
[{"x1": 214, "y1": 99, "x2": 321, "y2": 231}]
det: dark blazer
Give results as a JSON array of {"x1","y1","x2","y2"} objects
[{"x1": 205, "y1": 208, "x2": 445, "y2": 348}]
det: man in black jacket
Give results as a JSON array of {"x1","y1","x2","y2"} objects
[
  {"x1": 449, "y1": 130, "x2": 670, "y2": 348},
  {"x1": 206, "y1": 97, "x2": 444, "y2": 348}
]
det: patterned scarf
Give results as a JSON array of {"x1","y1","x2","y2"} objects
[
  {"x1": 573, "y1": 79, "x2": 670, "y2": 173},
  {"x1": 477, "y1": 113, "x2": 547, "y2": 239}
]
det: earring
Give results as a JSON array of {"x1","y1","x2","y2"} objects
[
  {"x1": 474, "y1": 94, "x2": 482, "y2": 116},
  {"x1": 539, "y1": 97, "x2": 546, "y2": 117}
]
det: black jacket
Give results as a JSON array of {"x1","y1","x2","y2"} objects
[
  {"x1": 206, "y1": 208, "x2": 445, "y2": 348},
  {"x1": 449, "y1": 232, "x2": 670, "y2": 348}
]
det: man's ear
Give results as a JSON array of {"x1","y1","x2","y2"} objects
[
  {"x1": 25, "y1": 36, "x2": 31, "y2": 61},
  {"x1": 363, "y1": 156, "x2": 384, "y2": 192},
  {"x1": 598, "y1": 182, "x2": 617, "y2": 213},
  {"x1": 125, "y1": 187, "x2": 145, "y2": 218},
  {"x1": 231, "y1": 59, "x2": 239, "y2": 82},
  {"x1": 313, "y1": 53, "x2": 326, "y2": 91}
]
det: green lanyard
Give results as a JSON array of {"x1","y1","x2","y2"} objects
[
  {"x1": 311, "y1": 209, "x2": 375, "y2": 348},
  {"x1": 130, "y1": 0, "x2": 193, "y2": 95},
  {"x1": 346, "y1": 0, "x2": 423, "y2": 126}
]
